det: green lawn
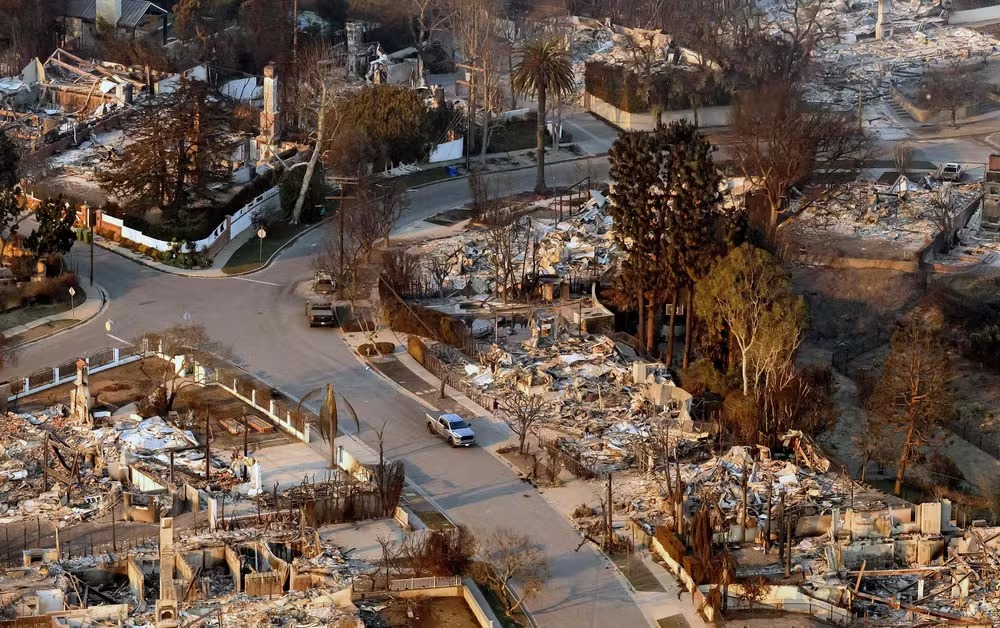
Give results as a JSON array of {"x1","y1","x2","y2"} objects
[
  {"x1": 394, "y1": 165, "x2": 458, "y2": 188},
  {"x1": 222, "y1": 221, "x2": 312, "y2": 275}
]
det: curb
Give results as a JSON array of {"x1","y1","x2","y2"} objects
[
  {"x1": 95, "y1": 216, "x2": 331, "y2": 280},
  {"x1": 406, "y1": 153, "x2": 609, "y2": 190},
  {"x1": 7, "y1": 283, "x2": 110, "y2": 349}
]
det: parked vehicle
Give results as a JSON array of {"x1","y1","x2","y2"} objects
[
  {"x1": 425, "y1": 413, "x2": 476, "y2": 447},
  {"x1": 936, "y1": 163, "x2": 964, "y2": 182},
  {"x1": 306, "y1": 301, "x2": 337, "y2": 327},
  {"x1": 313, "y1": 272, "x2": 335, "y2": 295}
]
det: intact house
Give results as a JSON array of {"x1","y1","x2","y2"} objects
[{"x1": 58, "y1": 0, "x2": 170, "y2": 49}]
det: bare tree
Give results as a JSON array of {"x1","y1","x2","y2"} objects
[
  {"x1": 425, "y1": 254, "x2": 452, "y2": 298},
  {"x1": 868, "y1": 313, "x2": 952, "y2": 496},
  {"x1": 371, "y1": 181, "x2": 411, "y2": 247},
  {"x1": 451, "y1": 0, "x2": 506, "y2": 166},
  {"x1": 372, "y1": 422, "x2": 406, "y2": 517},
  {"x1": 925, "y1": 61, "x2": 982, "y2": 129},
  {"x1": 291, "y1": 44, "x2": 346, "y2": 224},
  {"x1": 474, "y1": 528, "x2": 550, "y2": 616},
  {"x1": 928, "y1": 184, "x2": 958, "y2": 254},
  {"x1": 893, "y1": 142, "x2": 914, "y2": 178},
  {"x1": 375, "y1": 532, "x2": 400, "y2": 587},
  {"x1": 139, "y1": 324, "x2": 227, "y2": 414},
  {"x1": 730, "y1": 82, "x2": 875, "y2": 234},
  {"x1": 381, "y1": 250, "x2": 421, "y2": 292},
  {"x1": 499, "y1": 389, "x2": 547, "y2": 454}
]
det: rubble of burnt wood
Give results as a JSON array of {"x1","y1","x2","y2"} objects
[
  {"x1": 580, "y1": 431, "x2": 1000, "y2": 626},
  {"x1": 407, "y1": 192, "x2": 618, "y2": 301},
  {"x1": 0, "y1": 518, "x2": 368, "y2": 627}
]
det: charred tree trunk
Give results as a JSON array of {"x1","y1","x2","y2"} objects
[
  {"x1": 894, "y1": 418, "x2": 917, "y2": 496},
  {"x1": 666, "y1": 292, "x2": 677, "y2": 366},
  {"x1": 646, "y1": 301, "x2": 655, "y2": 354},
  {"x1": 683, "y1": 287, "x2": 694, "y2": 368}
]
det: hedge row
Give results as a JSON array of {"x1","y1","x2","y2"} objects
[
  {"x1": 102, "y1": 169, "x2": 279, "y2": 242},
  {"x1": 584, "y1": 61, "x2": 732, "y2": 114}
]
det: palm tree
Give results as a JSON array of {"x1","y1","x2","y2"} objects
[{"x1": 510, "y1": 38, "x2": 575, "y2": 194}]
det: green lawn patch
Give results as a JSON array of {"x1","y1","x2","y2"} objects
[
  {"x1": 222, "y1": 221, "x2": 312, "y2": 275},
  {"x1": 0, "y1": 286, "x2": 87, "y2": 332},
  {"x1": 473, "y1": 576, "x2": 529, "y2": 628},
  {"x1": 393, "y1": 165, "x2": 458, "y2": 188}
]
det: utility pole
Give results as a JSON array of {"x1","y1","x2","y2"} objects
[
  {"x1": 785, "y1": 507, "x2": 793, "y2": 577},
  {"x1": 457, "y1": 61, "x2": 484, "y2": 171},
  {"x1": 765, "y1": 483, "x2": 773, "y2": 552},
  {"x1": 111, "y1": 501, "x2": 116, "y2": 552},
  {"x1": 204, "y1": 413, "x2": 211, "y2": 482},
  {"x1": 85, "y1": 203, "x2": 94, "y2": 286},
  {"x1": 779, "y1": 491, "x2": 786, "y2": 568},
  {"x1": 605, "y1": 472, "x2": 613, "y2": 550},
  {"x1": 326, "y1": 177, "x2": 359, "y2": 272},
  {"x1": 741, "y1": 464, "x2": 749, "y2": 540}
]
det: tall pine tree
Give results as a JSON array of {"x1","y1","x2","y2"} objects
[
  {"x1": 607, "y1": 129, "x2": 677, "y2": 352},
  {"x1": 661, "y1": 120, "x2": 738, "y2": 367},
  {"x1": 98, "y1": 78, "x2": 237, "y2": 222}
]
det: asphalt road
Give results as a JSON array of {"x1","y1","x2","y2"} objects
[{"x1": 2, "y1": 157, "x2": 648, "y2": 628}]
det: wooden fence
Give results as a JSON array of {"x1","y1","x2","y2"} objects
[{"x1": 414, "y1": 343, "x2": 498, "y2": 413}]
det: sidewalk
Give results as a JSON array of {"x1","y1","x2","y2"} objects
[{"x1": 3, "y1": 283, "x2": 109, "y2": 346}]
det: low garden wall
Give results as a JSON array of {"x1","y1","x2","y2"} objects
[
  {"x1": 584, "y1": 92, "x2": 730, "y2": 131},
  {"x1": 96, "y1": 187, "x2": 279, "y2": 256}
]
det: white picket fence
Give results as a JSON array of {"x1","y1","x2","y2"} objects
[
  {"x1": 101, "y1": 187, "x2": 279, "y2": 253},
  {"x1": 389, "y1": 575, "x2": 462, "y2": 591}
]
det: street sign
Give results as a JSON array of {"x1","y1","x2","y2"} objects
[
  {"x1": 68, "y1": 287, "x2": 75, "y2": 297},
  {"x1": 105, "y1": 320, "x2": 112, "y2": 332},
  {"x1": 257, "y1": 228, "x2": 267, "y2": 239}
]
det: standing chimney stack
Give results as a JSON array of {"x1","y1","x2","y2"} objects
[{"x1": 96, "y1": 0, "x2": 122, "y2": 28}]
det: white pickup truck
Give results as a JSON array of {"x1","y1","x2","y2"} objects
[{"x1": 426, "y1": 413, "x2": 476, "y2": 447}]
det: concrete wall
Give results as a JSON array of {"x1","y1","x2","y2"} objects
[
  {"x1": 129, "y1": 467, "x2": 166, "y2": 493},
  {"x1": 787, "y1": 252, "x2": 920, "y2": 273},
  {"x1": 241, "y1": 543, "x2": 289, "y2": 596},
  {"x1": 462, "y1": 579, "x2": 504, "y2": 628},
  {"x1": 949, "y1": 5, "x2": 1000, "y2": 24},
  {"x1": 891, "y1": 85, "x2": 971, "y2": 125},
  {"x1": 95, "y1": 187, "x2": 279, "y2": 256},
  {"x1": 585, "y1": 91, "x2": 731, "y2": 131},
  {"x1": 924, "y1": 194, "x2": 984, "y2": 260},
  {"x1": 719, "y1": 583, "x2": 851, "y2": 625},
  {"x1": 127, "y1": 558, "x2": 145, "y2": 602},
  {"x1": 225, "y1": 546, "x2": 243, "y2": 593},
  {"x1": 650, "y1": 533, "x2": 718, "y2": 622}
]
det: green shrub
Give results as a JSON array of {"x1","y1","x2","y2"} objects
[
  {"x1": 584, "y1": 61, "x2": 731, "y2": 114},
  {"x1": 585, "y1": 61, "x2": 649, "y2": 112},
  {"x1": 968, "y1": 324, "x2": 1000, "y2": 368},
  {"x1": 0, "y1": 286, "x2": 21, "y2": 311},
  {"x1": 20, "y1": 274, "x2": 79, "y2": 305}
]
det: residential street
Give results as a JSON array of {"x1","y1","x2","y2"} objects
[{"x1": 0, "y1": 156, "x2": 650, "y2": 628}]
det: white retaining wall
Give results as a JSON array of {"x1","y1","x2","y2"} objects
[{"x1": 103, "y1": 187, "x2": 279, "y2": 253}]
